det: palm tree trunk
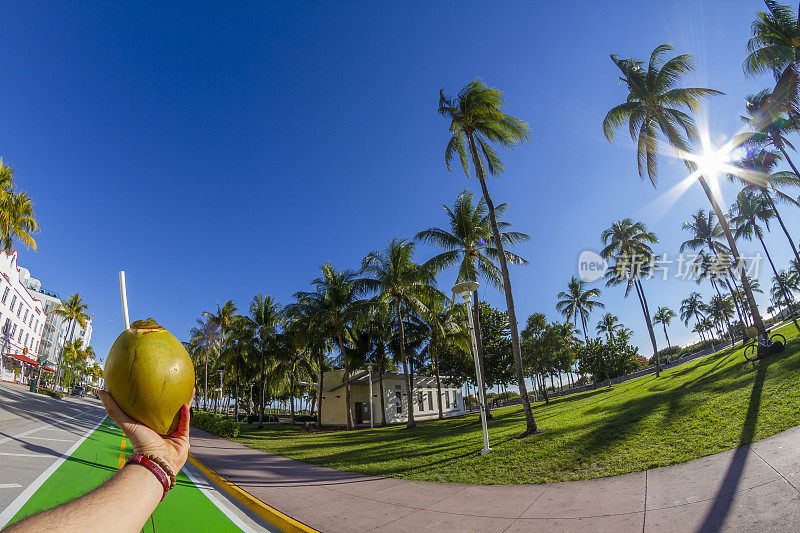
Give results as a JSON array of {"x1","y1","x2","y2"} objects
[
  {"x1": 316, "y1": 350, "x2": 324, "y2": 428},
  {"x1": 378, "y1": 347, "x2": 387, "y2": 426},
  {"x1": 756, "y1": 233, "x2": 800, "y2": 332},
  {"x1": 337, "y1": 335, "x2": 353, "y2": 430},
  {"x1": 204, "y1": 350, "x2": 209, "y2": 411},
  {"x1": 633, "y1": 279, "x2": 660, "y2": 376},
  {"x1": 472, "y1": 292, "x2": 493, "y2": 421},
  {"x1": 55, "y1": 318, "x2": 76, "y2": 391},
  {"x1": 290, "y1": 364, "x2": 296, "y2": 425},
  {"x1": 259, "y1": 346, "x2": 267, "y2": 428},
  {"x1": 663, "y1": 324, "x2": 670, "y2": 348},
  {"x1": 466, "y1": 132, "x2": 536, "y2": 434},
  {"x1": 765, "y1": 193, "x2": 800, "y2": 266},
  {"x1": 234, "y1": 371, "x2": 240, "y2": 420},
  {"x1": 395, "y1": 299, "x2": 416, "y2": 429},
  {"x1": 697, "y1": 175, "x2": 767, "y2": 349},
  {"x1": 434, "y1": 350, "x2": 443, "y2": 420},
  {"x1": 723, "y1": 275, "x2": 748, "y2": 333}
]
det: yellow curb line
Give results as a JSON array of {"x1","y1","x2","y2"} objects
[{"x1": 187, "y1": 453, "x2": 318, "y2": 533}]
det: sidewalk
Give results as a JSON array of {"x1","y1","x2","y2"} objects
[{"x1": 189, "y1": 425, "x2": 800, "y2": 532}]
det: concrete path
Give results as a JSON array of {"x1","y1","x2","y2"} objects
[{"x1": 189, "y1": 425, "x2": 800, "y2": 532}]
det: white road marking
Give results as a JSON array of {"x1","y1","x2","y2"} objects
[
  {"x1": 24, "y1": 436, "x2": 75, "y2": 443},
  {"x1": 0, "y1": 485, "x2": 22, "y2": 489},
  {"x1": 0, "y1": 414, "x2": 107, "y2": 529},
  {"x1": 183, "y1": 463, "x2": 261, "y2": 533},
  {"x1": 0, "y1": 425, "x2": 50, "y2": 445},
  {"x1": 0, "y1": 453, "x2": 58, "y2": 458}
]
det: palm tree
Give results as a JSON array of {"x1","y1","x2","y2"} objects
[
  {"x1": 275, "y1": 320, "x2": 315, "y2": 425},
  {"x1": 0, "y1": 160, "x2": 39, "y2": 252},
  {"x1": 728, "y1": 146, "x2": 800, "y2": 267},
  {"x1": 596, "y1": 313, "x2": 621, "y2": 342},
  {"x1": 652, "y1": 307, "x2": 676, "y2": 348},
  {"x1": 556, "y1": 277, "x2": 604, "y2": 343},
  {"x1": 188, "y1": 316, "x2": 220, "y2": 410},
  {"x1": 772, "y1": 270, "x2": 799, "y2": 317},
  {"x1": 681, "y1": 211, "x2": 747, "y2": 338},
  {"x1": 294, "y1": 263, "x2": 364, "y2": 429},
  {"x1": 604, "y1": 44, "x2": 768, "y2": 345},
  {"x1": 222, "y1": 315, "x2": 256, "y2": 420},
  {"x1": 680, "y1": 292, "x2": 706, "y2": 334},
  {"x1": 600, "y1": 219, "x2": 663, "y2": 376},
  {"x1": 731, "y1": 190, "x2": 800, "y2": 331},
  {"x1": 744, "y1": 1, "x2": 800, "y2": 116},
  {"x1": 249, "y1": 293, "x2": 282, "y2": 428},
  {"x1": 416, "y1": 189, "x2": 529, "y2": 419},
  {"x1": 419, "y1": 294, "x2": 468, "y2": 419},
  {"x1": 205, "y1": 300, "x2": 238, "y2": 356},
  {"x1": 706, "y1": 295, "x2": 736, "y2": 340},
  {"x1": 438, "y1": 79, "x2": 537, "y2": 434},
  {"x1": 51, "y1": 294, "x2": 90, "y2": 390},
  {"x1": 359, "y1": 239, "x2": 441, "y2": 429}
]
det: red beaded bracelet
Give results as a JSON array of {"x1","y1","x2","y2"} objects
[{"x1": 126, "y1": 454, "x2": 171, "y2": 501}]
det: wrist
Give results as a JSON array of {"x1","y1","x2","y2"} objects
[{"x1": 126, "y1": 455, "x2": 173, "y2": 501}]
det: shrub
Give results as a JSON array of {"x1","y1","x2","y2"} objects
[
  {"x1": 38, "y1": 388, "x2": 62, "y2": 399},
  {"x1": 191, "y1": 411, "x2": 240, "y2": 438}
]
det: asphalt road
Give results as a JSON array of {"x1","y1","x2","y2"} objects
[{"x1": 0, "y1": 382, "x2": 107, "y2": 512}]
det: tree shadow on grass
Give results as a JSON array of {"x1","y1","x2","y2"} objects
[{"x1": 695, "y1": 357, "x2": 768, "y2": 532}]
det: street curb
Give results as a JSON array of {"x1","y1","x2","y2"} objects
[{"x1": 186, "y1": 453, "x2": 318, "y2": 533}]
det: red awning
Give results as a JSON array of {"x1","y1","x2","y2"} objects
[
  {"x1": 6, "y1": 353, "x2": 39, "y2": 366},
  {"x1": 43, "y1": 366, "x2": 55, "y2": 372}
]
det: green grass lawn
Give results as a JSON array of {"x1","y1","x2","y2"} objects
[{"x1": 233, "y1": 322, "x2": 800, "y2": 484}]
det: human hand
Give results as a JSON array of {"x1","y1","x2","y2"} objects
[{"x1": 99, "y1": 390, "x2": 193, "y2": 474}]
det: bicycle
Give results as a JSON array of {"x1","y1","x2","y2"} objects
[{"x1": 743, "y1": 331, "x2": 786, "y2": 362}]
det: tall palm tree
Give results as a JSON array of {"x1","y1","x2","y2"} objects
[
  {"x1": 222, "y1": 315, "x2": 256, "y2": 420},
  {"x1": 706, "y1": 295, "x2": 736, "y2": 340},
  {"x1": 249, "y1": 293, "x2": 282, "y2": 428},
  {"x1": 294, "y1": 263, "x2": 364, "y2": 429},
  {"x1": 0, "y1": 160, "x2": 39, "y2": 252},
  {"x1": 359, "y1": 239, "x2": 441, "y2": 429},
  {"x1": 600, "y1": 219, "x2": 663, "y2": 376},
  {"x1": 744, "y1": 0, "x2": 800, "y2": 117},
  {"x1": 680, "y1": 292, "x2": 706, "y2": 334},
  {"x1": 728, "y1": 147, "x2": 800, "y2": 268},
  {"x1": 772, "y1": 270, "x2": 799, "y2": 316},
  {"x1": 188, "y1": 316, "x2": 219, "y2": 410},
  {"x1": 731, "y1": 190, "x2": 800, "y2": 331},
  {"x1": 556, "y1": 277, "x2": 605, "y2": 343},
  {"x1": 52, "y1": 294, "x2": 90, "y2": 389},
  {"x1": 438, "y1": 79, "x2": 537, "y2": 434},
  {"x1": 205, "y1": 300, "x2": 238, "y2": 356},
  {"x1": 416, "y1": 189, "x2": 529, "y2": 419},
  {"x1": 596, "y1": 313, "x2": 621, "y2": 342},
  {"x1": 681, "y1": 211, "x2": 747, "y2": 338},
  {"x1": 652, "y1": 307, "x2": 676, "y2": 348},
  {"x1": 604, "y1": 44, "x2": 768, "y2": 345}
]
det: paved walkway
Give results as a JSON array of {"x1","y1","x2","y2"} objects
[{"x1": 189, "y1": 426, "x2": 800, "y2": 532}]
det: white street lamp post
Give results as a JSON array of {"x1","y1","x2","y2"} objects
[
  {"x1": 218, "y1": 370, "x2": 225, "y2": 418},
  {"x1": 452, "y1": 281, "x2": 491, "y2": 455},
  {"x1": 367, "y1": 363, "x2": 374, "y2": 429}
]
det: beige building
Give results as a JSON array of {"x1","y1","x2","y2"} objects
[{"x1": 320, "y1": 369, "x2": 464, "y2": 426}]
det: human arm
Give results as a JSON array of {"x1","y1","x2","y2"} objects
[{"x1": 5, "y1": 392, "x2": 192, "y2": 533}]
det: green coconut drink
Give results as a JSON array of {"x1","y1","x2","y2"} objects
[{"x1": 104, "y1": 318, "x2": 194, "y2": 435}]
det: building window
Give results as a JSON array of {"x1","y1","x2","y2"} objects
[
  {"x1": 11, "y1": 323, "x2": 16, "y2": 337},
  {"x1": 16, "y1": 303, "x2": 21, "y2": 317},
  {"x1": 418, "y1": 391, "x2": 424, "y2": 411},
  {"x1": 24, "y1": 333, "x2": 29, "y2": 346},
  {"x1": 23, "y1": 309, "x2": 28, "y2": 322},
  {"x1": 428, "y1": 390, "x2": 433, "y2": 411},
  {"x1": 10, "y1": 294, "x2": 16, "y2": 310},
  {"x1": 394, "y1": 391, "x2": 402, "y2": 414},
  {"x1": 18, "y1": 328, "x2": 23, "y2": 342},
  {"x1": 445, "y1": 391, "x2": 450, "y2": 409},
  {"x1": 1, "y1": 287, "x2": 8, "y2": 304},
  {"x1": 453, "y1": 392, "x2": 459, "y2": 409},
  {"x1": 3, "y1": 319, "x2": 9, "y2": 334}
]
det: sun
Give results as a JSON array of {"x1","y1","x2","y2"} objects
[{"x1": 695, "y1": 147, "x2": 731, "y2": 178}]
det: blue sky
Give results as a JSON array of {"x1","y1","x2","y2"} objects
[{"x1": 1, "y1": 0, "x2": 797, "y2": 370}]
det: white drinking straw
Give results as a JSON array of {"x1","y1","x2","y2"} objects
[{"x1": 119, "y1": 271, "x2": 130, "y2": 330}]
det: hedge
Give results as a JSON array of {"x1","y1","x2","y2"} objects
[
  {"x1": 191, "y1": 411, "x2": 239, "y2": 438},
  {"x1": 38, "y1": 388, "x2": 63, "y2": 399}
]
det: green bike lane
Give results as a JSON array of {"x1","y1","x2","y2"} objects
[{"x1": 5, "y1": 416, "x2": 250, "y2": 532}]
